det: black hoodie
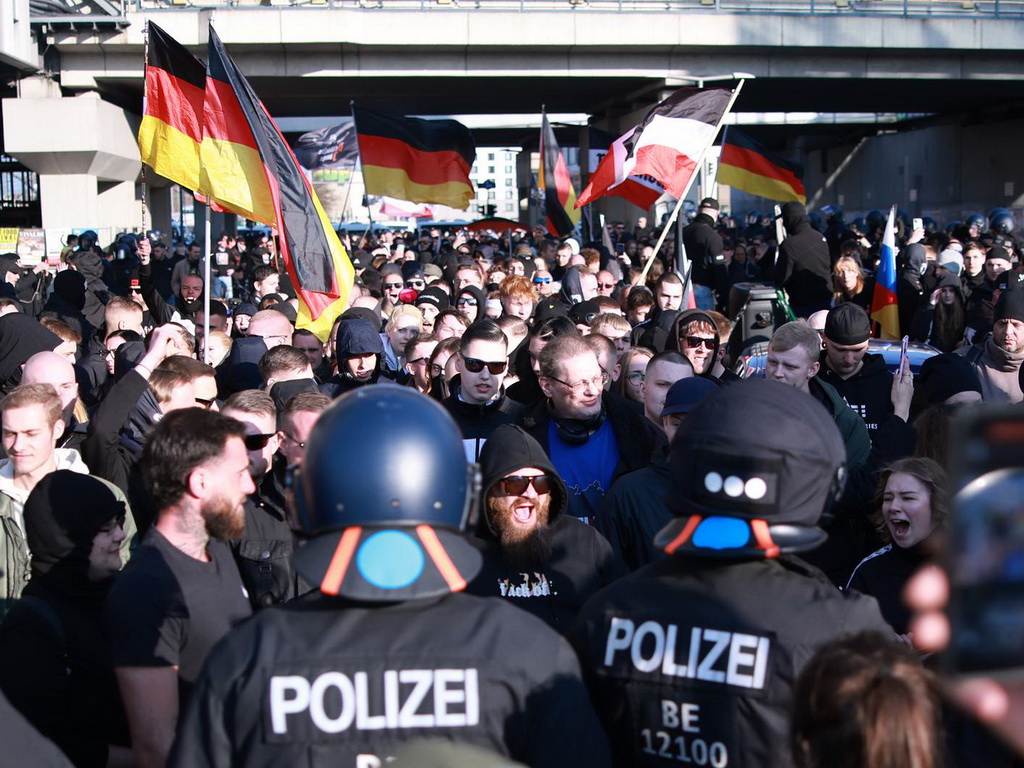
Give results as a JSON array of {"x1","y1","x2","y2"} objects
[
  {"x1": 816, "y1": 351, "x2": 894, "y2": 443},
  {"x1": 466, "y1": 425, "x2": 623, "y2": 633},
  {"x1": 774, "y1": 203, "x2": 832, "y2": 311},
  {"x1": 319, "y1": 318, "x2": 386, "y2": 398},
  {"x1": 0, "y1": 472, "x2": 129, "y2": 767}
]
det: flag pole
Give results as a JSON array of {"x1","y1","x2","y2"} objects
[
  {"x1": 637, "y1": 79, "x2": 746, "y2": 285},
  {"x1": 203, "y1": 205, "x2": 211, "y2": 364}
]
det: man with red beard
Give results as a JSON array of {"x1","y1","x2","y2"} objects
[
  {"x1": 467, "y1": 424, "x2": 623, "y2": 633},
  {"x1": 106, "y1": 409, "x2": 254, "y2": 768}
]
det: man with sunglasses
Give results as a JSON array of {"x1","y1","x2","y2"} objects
[
  {"x1": 519, "y1": 335, "x2": 657, "y2": 524},
  {"x1": 668, "y1": 310, "x2": 722, "y2": 379},
  {"x1": 532, "y1": 269, "x2": 555, "y2": 297},
  {"x1": 468, "y1": 425, "x2": 622, "y2": 633},
  {"x1": 221, "y1": 390, "x2": 301, "y2": 610},
  {"x1": 443, "y1": 320, "x2": 523, "y2": 461}
]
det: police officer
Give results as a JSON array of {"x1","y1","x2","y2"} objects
[
  {"x1": 170, "y1": 387, "x2": 610, "y2": 768},
  {"x1": 569, "y1": 379, "x2": 891, "y2": 768}
]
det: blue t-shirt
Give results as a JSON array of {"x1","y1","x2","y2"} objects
[{"x1": 547, "y1": 417, "x2": 620, "y2": 524}]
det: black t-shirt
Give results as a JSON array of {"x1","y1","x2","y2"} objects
[{"x1": 106, "y1": 528, "x2": 252, "y2": 700}]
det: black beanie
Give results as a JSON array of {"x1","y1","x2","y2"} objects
[
  {"x1": 824, "y1": 303, "x2": 871, "y2": 345},
  {"x1": 994, "y1": 289, "x2": 1024, "y2": 325},
  {"x1": 917, "y1": 353, "x2": 983, "y2": 407}
]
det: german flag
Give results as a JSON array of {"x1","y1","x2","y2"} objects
[
  {"x1": 718, "y1": 127, "x2": 806, "y2": 204},
  {"x1": 201, "y1": 26, "x2": 352, "y2": 341},
  {"x1": 538, "y1": 114, "x2": 579, "y2": 237},
  {"x1": 138, "y1": 22, "x2": 205, "y2": 192},
  {"x1": 353, "y1": 107, "x2": 475, "y2": 209}
]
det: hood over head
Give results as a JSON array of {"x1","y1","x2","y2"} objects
[
  {"x1": 73, "y1": 251, "x2": 106, "y2": 282},
  {"x1": 25, "y1": 470, "x2": 126, "y2": 593},
  {"x1": 335, "y1": 317, "x2": 385, "y2": 358},
  {"x1": 666, "y1": 309, "x2": 720, "y2": 375},
  {"x1": 558, "y1": 266, "x2": 584, "y2": 306},
  {"x1": 476, "y1": 424, "x2": 567, "y2": 535},
  {"x1": 779, "y1": 201, "x2": 809, "y2": 234},
  {"x1": 0, "y1": 315, "x2": 61, "y2": 395},
  {"x1": 53, "y1": 270, "x2": 87, "y2": 312}
]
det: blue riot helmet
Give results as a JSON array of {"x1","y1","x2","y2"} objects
[
  {"x1": 990, "y1": 211, "x2": 1016, "y2": 235},
  {"x1": 966, "y1": 213, "x2": 987, "y2": 235},
  {"x1": 76, "y1": 230, "x2": 98, "y2": 252},
  {"x1": 808, "y1": 212, "x2": 826, "y2": 233},
  {"x1": 289, "y1": 387, "x2": 482, "y2": 601}
]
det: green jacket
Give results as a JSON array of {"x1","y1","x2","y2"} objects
[{"x1": 809, "y1": 377, "x2": 872, "y2": 474}]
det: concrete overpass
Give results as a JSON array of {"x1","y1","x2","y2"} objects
[{"x1": 5, "y1": 0, "x2": 1024, "y2": 236}]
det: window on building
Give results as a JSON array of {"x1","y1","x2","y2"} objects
[{"x1": 487, "y1": 153, "x2": 495, "y2": 161}]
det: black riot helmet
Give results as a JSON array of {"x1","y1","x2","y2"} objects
[
  {"x1": 966, "y1": 213, "x2": 988, "y2": 234},
  {"x1": 865, "y1": 210, "x2": 886, "y2": 234},
  {"x1": 656, "y1": 379, "x2": 846, "y2": 560},
  {"x1": 990, "y1": 210, "x2": 1016, "y2": 235},
  {"x1": 290, "y1": 387, "x2": 482, "y2": 601}
]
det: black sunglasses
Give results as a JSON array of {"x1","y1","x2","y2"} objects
[
  {"x1": 496, "y1": 474, "x2": 551, "y2": 496},
  {"x1": 682, "y1": 336, "x2": 716, "y2": 350},
  {"x1": 195, "y1": 396, "x2": 217, "y2": 409},
  {"x1": 456, "y1": 297, "x2": 478, "y2": 306},
  {"x1": 244, "y1": 433, "x2": 276, "y2": 450},
  {"x1": 462, "y1": 355, "x2": 507, "y2": 375}
]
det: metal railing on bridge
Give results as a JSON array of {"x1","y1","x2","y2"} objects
[{"x1": 31, "y1": 0, "x2": 1024, "y2": 18}]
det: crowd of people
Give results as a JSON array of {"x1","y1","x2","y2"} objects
[{"x1": 0, "y1": 197, "x2": 1020, "y2": 768}]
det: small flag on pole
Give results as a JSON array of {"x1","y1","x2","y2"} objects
[
  {"x1": 577, "y1": 88, "x2": 733, "y2": 208},
  {"x1": 871, "y1": 206, "x2": 901, "y2": 339},
  {"x1": 717, "y1": 127, "x2": 806, "y2": 204},
  {"x1": 538, "y1": 114, "x2": 580, "y2": 237},
  {"x1": 353, "y1": 107, "x2": 475, "y2": 209}
]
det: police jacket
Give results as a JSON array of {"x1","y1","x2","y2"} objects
[
  {"x1": 569, "y1": 555, "x2": 891, "y2": 768},
  {"x1": 681, "y1": 214, "x2": 725, "y2": 289},
  {"x1": 169, "y1": 591, "x2": 612, "y2": 768},
  {"x1": 773, "y1": 212, "x2": 831, "y2": 309},
  {"x1": 816, "y1": 352, "x2": 894, "y2": 445}
]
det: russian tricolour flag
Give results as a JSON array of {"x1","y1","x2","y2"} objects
[{"x1": 870, "y1": 206, "x2": 900, "y2": 339}]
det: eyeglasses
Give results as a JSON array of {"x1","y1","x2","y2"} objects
[
  {"x1": 456, "y1": 297, "x2": 478, "y2": 307},
  {"x1": 597, "y1": 282, "x2": 616, "y2": 289},
  {"x1": 407, "y1": 356, "x2": 429, "y2": 366},
  {"x1": 461, "y1": 355, "x2": 507, "y2": 375},
  {"x1": 244, "y1": 433, "x2": 276, "y2": 450},
  {"x1": 626, "y1": 372, "x2": 645, "y2": 383},
  {"x1": 496, "y1": 474, "x2": 551, "y2": 496},
  {"x1": 533, "y1": 277, "x2": 552, "y2": 284},
  {"x1": 430, "y1": 364, "x2": 443, "y2": 377},
  {"x1": 195, "y1": 396, "x2": 217, "y2": 410},
  {"x1": 383, "y1": 282, "x2": 403, "y2": 290},
  {"x1": 681, "y1": 336, "x2": 716, "y2": 350},
  {"x1": 281, "y1": 432, "x2": 306, "y2": 449},
  {"x1": 545, "y1": 372, "x2": 609, "y2": 393},
  {"x1": 405, "y1": 280, "x2": 425, "y2": 289}
]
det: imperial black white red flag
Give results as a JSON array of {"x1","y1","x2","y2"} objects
[{"x1": 577, "y1": 88, "x2": 733, "y2": 207}]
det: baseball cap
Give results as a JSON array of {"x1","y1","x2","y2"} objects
[
  {"x1": 658, "y1": 379, "x2": 846, "y2": 558},
  {"x1": 661, "y1": 377, "x2": 719, "y2": 418},
  {"x1": 0, "y1": 254, "x2": 25, "y2": 275},
  {"x1": 699, "y1": 198, "x2": 720, "y2": 211},
  {"x1": 824, "y1": 303, "x2": 871, "y2": 345}
]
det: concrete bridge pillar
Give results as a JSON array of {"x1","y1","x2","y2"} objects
[{"x1": 2, "y1": 87, "x2": 142, "y2": 239}]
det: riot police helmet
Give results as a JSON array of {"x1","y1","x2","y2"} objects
[
  {"x1": 290, "y1": 387, "x2": 482, "y2": 600},
  {"x1": 656, "y1": 379, "x2": 846, "y2": 559}
]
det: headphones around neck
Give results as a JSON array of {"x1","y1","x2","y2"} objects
[{"x1": 551, "y1": 402, "x2": 607, "y2": 445}]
